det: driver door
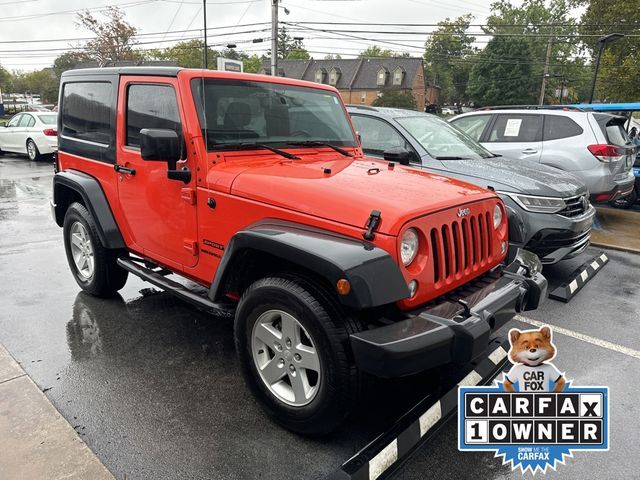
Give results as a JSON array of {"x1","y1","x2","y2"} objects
[{"x1": 115, "y1": 76, "x2": 198, "y2": 270}]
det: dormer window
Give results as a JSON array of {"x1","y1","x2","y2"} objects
[
  {"x1": 329, "y1": 67, "x2": 341, "y2": 86},
  {"x1": 315, "y1": 68, "x2": 327, "y2": 84},
  {"x1": 393, "y1": 66, "x2": 405, "y2": 86},
  {"x1": 376, "y1": 67, "x2": 388, "y2": 86}
]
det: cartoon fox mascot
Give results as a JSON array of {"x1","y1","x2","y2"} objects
[{"x1": 504, "y1": 325, "x2": 566, "y2": 393}]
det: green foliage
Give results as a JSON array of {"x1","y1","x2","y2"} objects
[
  {"x1": 372, "y1": 89, "x2": 417, "y2": 109},
  {"x1": 148, "y1": 39, "x2": 219, "y2": 68},
  {"x1": 0, "y1": 65, "x2": 12, "y2": 92},
  {"x1": 9, "y1": 69, "x2": 59, "y2": 104},
  {"x1": 359, "y1": 45, "x2": 394, "y2": 58},
  {"x1": 467, "y1": 36, "x2": 538, "y2": 106},
  {"x1": 576, "y1": 0, "x2": 640, "y2": 102},
  {"x1": 423, "y1": 14, "x2": 476, "y2": 104},
  {"x1": 276, "y1": 27, "x2": 310, "y2": 60},
  {"x1": 52, "y1": 51, "x2": 93, "y2": 77}
]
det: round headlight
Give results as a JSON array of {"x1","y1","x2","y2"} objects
[
  {"x1": 401, "y1": 228, "x2": 419, "y2": 266},
  {"x1": 493, "y1": 204, "x2": 503, "y2": 229}
]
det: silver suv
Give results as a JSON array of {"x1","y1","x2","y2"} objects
[{"x1": 450, "y1": 108, "x2": 635, "y2": 203}]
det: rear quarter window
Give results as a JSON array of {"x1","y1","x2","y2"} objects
[
  {"x1": 61, "y1": 82, "x2": 112, "y2": 145},
  {"x1": 543, "y1": 115, "x2": 583, "y2": 141}
]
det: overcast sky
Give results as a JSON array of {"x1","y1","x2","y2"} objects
[{"x1": 0, "y1": 0, "x2": 503, "y2": 71}]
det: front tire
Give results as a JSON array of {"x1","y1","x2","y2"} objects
[
  {"x1": 63, "y1": 202, "x2": 128, "y2": 297},
  {"x1": 235, "y1": 276, "x2": 363, "y2": 435},
  {"x1": 26, "y1": 139, "x2": 42, "y2": 161}
]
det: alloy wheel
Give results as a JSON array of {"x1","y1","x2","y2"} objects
[
  {"x1": 251, "y1": 309, "x2": 321, "y2": 406},
  {"x1": 69, "y1": 221, "x2": 95, "y2": 280}
]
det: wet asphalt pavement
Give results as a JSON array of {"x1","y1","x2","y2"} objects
[{"x1": 1, "y1": 154, "x2": 639, "y2": 480}]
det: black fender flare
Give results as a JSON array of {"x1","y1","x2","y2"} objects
[
  {"x1": 52, "y1": 170, "x2": 125, "y2": 249},
  {"x1": 209, "y1": 221, "x2": 410, "y2": 310}
]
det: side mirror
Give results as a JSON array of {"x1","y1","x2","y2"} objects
[
  {"x1": 383, "y1": 147, "x2": 415, "y2": 165},
  {"x1": 140, "y1": 128, "x2": 190, "y2": 183}
]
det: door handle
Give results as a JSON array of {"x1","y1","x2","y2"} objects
[
  {"x1": 521, "y1": 148, "x2": 538, "y2": 154},
  {"x1": 114, "y1": 164, "x2": 136, "y2": 175}
]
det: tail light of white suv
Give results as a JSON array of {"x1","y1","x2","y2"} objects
[{"x1": 587, "y1": 144, "x2": 625, "y2": 163}]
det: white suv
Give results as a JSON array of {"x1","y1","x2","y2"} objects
[{"x1": 450, "y1": 108, "x2": 635, "y2": 203}]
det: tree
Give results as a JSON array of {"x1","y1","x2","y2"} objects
[
  {"x1": 372, "y1": 89, "x2": 417, "y2": 109},
  {"x1": 10, "y1": 69, "x2": 59, "y2": 103},
  {"x1": 76, "y1": 6, "x2": 138, "y2": 66},
  {"x1": 0, "y1": 65, "x2": 12, "y2": 92},
  {"x1": 241, "y1": 54, "x2": 263, "y2": 74},
  {"x1": 324, "y1": 54, "x2": 342, "y2": 60},
  {"x1": 483, "y1": 0, "x2": 583, "y2": 104},
  {"x1": 467, "y1": 36, "x2": 538, "y2": 106},
  {"x1": 573, "y1": 0, "x2": 640, "y2": 101},
  {"x1": 271, "y1": 27, "x2": 310, "y2": 60},
  {"x1": 147, "y1": 39, "x2": 218, "y2": 68},
  {"x1": 423, "y1": 14, "x2": 476, "y2": 104},
  {"x1": 359, "y1": 45, "x2": 394, "y2": 58},
  {"x1": 53, "y1": 51, "x2": 93, "y2": 77}
]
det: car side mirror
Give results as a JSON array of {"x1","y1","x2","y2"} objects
[
  {"x1": 383, "y1": 147, "x2": 415, "y2": 165},
  {"x1": 140, "y1": 128, "x2": 191, "y2": 183}
]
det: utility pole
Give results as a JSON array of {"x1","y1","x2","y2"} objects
[
  {"x1": 538, "y1": 26, "x2": 554, "y2": 106},
  {"x1": 271, "y1": 0, "x2": 278, "y2": 76},
  {"x1": 203, "y1": 0, "x2": 208, "y2": 69}
]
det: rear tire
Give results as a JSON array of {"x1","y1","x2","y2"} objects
[
  {"x1": 26, "y1": 139, "x2": 42, "y2": 161},
  {"x1": 235, "y1": 275, "x2": 364, "y2": 435},
  {"x1": 63, "y1": 202, "x2": 128, "y2": 297},
  {"x1": 609, "y1": 188, "x2": 637, "y2": 209}
]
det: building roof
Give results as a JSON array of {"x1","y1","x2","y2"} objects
[{"x1": 262, "y1": 57, "x2": 424, "y2": 90}]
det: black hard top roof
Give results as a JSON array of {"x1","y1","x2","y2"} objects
[{"x1": 61, "y1": 66, "x2": 183, "y2": 79}]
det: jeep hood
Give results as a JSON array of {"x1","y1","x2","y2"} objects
[
  {"x1": 228, "y1": 157, "x2": 496, "y2": 235},
  {"x1": 434, "y1": 157, "x2": 586, "y2": 197}
]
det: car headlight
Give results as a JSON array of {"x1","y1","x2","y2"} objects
[
  {"x1": 499, "y1": 192, "x2": 566, "y2": 214},
  {"x1": 400, "y1": 228, "x2": 419, "y2": 266},
  {"x1": 493, "y1": 204, "x2": 503, "y2": 229}
]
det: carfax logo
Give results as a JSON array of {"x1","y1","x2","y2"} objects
[{"x1": 458, "y1": 325, "x2": 609, "y2": 474}]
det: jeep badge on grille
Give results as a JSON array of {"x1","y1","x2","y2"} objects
[{"x1": 457, "y1": 208, "x2": 471, "y2": 217}]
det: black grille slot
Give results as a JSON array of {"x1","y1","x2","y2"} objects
[
  {"x1": 559, "y1": 195, "x2": 588, "y2": 218},
  {"x1": 430, "y1": 228, "x2": 440, "y2": 283}
]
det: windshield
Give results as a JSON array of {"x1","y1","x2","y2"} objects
[
  {"x1": 191, "y1": 78, "x2": 357, "y2": 151},
  {"x1": 37, "y1": 114, "x2": 57, "y2": 125},
  {"x1": 395, "y1": 115, "x2": 495, "y2": 159}
]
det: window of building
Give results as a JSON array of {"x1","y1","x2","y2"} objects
[
  {"x1": 61, "y1": 82, "x2": 112, "y2": 146},
  {"x1": 329, "y1": 67, "x2": 341, "y2": 86},
  {"x1": 360, "y1": 92, "x2": 367, "y2": 103},
  {"x1": 126, "y1": 84, "x2": 182, "y2": 148},
  {"x1": 393, "y1": 67, "x2": 405, "y2": 86},
  {"x1": 376, "y1": 68, "x2": 388, "y2": 86},
  {"x1": 315, "y1": 68, "x2": 326, "y2": 84}
]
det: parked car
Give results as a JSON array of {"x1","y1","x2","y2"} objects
[
  {"x1": 441, "y1": 105, "x2": 461, "y2": 115},
  {"x1": 348, "y1": 106, "x2": 595, "y2": 264},
  {"x1": 0, "y1": 112, "x2": 58, "y2": 160},
  {"x1": 449, "y1": 108, "x2": 635, "y2": 204},
  {"x1": 52, "y1": 67, "x2": 546, "y2": 435}
]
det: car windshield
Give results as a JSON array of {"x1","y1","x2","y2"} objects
[
  {"x1": 37, "y1": 114, "x2": 57, "y2": 125},
  {"x1": 395, "y1": 115, "x2": 495, "y2": 159},
  {"x1": 191, "y1": 78, "x2": 358, "y2": 150}
]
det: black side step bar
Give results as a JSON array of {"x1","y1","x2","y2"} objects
[{"x1": 117, "y1": 257, "x2": 235, "y2": 319}]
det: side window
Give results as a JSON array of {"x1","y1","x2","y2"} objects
[
  {"x1": 487, "y1": 114, "x2": 542, "y2": 143},
  {"x1": 351, "y1": 115, "x2": 409, "y2": 155},
  {"x1": 450, "y1": 115, "x2": 491, "y2": 141},
  {"x1": 61, "y1": 82, "x2": 112, "y2": 145},
  {"x1": 7, "y1": 115, "x2": 22, "y2": 127},
  {"x1": 20, "y1": 115, "x2": 35, "y2": 128},
  {"x1": 126, "y1": 84, "x2": 182, "y2": 148},
  {"x1": 543, "y1": 115, "x2": 583, "y2": 141}
]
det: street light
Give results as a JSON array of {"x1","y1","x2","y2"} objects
[{"x1": 588, "y1": 33, "x2": 624, "y2": 104}]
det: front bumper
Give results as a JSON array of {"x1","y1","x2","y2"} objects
[{"x1": 349, "y1": 252, "x2": 547, "y2": 377}]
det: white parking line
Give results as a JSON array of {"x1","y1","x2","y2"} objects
[{"x1": 514, "y1": 314, "x2": 640, "y2": 360}]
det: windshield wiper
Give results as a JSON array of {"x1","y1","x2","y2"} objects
[
  {"x1": 211, "y1": 142, "x2": 300, "y2": 160},
  {"x1": 434, "y1": 156, "x2": 470, "y2": 160},
  {"x1": 286, "y1": 141, "x2": 353, "y2": 157}
]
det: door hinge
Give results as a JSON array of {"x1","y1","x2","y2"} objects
[
  {"x1": 181, "y1": 188, "x2": 196, "y2": 205},
  {"x1": 184, "y1": 240, "x2": 198, "y2": 256}
]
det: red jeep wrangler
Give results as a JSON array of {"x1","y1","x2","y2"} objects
[{"x1": 52, "y1": 67, "x2": 546, "y2": 435}]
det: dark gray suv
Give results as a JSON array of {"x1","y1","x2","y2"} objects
[{"x1": 348, "y1": 106, "x2": 595, "y2": 264}]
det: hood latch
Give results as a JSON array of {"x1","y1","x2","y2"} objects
[{"x1": 363, "y1": 210, "x2": 381, "y2": 241}]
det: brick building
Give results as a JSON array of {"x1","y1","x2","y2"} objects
[{"x1": 261, "y1": 57, "x2": 439, "y2": 111}]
